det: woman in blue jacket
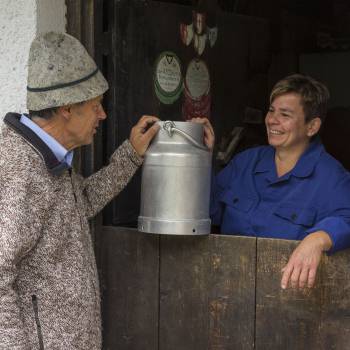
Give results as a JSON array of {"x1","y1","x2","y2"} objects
[{"x1": 197, "y1": 74, "x2": 350, "y2": 290}]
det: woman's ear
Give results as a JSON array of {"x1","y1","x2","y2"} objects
[{"x1": 307, "y1": 117, "x2": 322, "y2": 137}]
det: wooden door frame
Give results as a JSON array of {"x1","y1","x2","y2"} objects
[
  {"x1": 66, "y1": 0, "x2": 98, "y2": 177},
  {"x1": 66, "y1": 0, "x2": 104, "y2": 248}
]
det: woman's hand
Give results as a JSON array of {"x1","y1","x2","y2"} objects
[
  {"x1": 129, "y1": 115, "x2": 160, "y2": 157},
  {"x1": 190, "y1": 117, "x2": 215, "y2": 151},
  {"x1": 281, "y1": 231, "x2": 332, "y2": 289}
]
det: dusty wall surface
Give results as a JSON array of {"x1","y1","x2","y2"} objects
[
  {"x1": 37, "y1": 0, "x2": 67, "y2": 35},
  {"x1": 0, "y1": 0, "x2": 66, "y2": 120}
]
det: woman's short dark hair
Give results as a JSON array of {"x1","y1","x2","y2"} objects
[{"x1": 270, "y1": 74, "x2": 330, "y2": 123}]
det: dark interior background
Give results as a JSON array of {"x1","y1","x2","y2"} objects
[{"x1": 88, "y1": 0, "x2": 350, "y2": 227}]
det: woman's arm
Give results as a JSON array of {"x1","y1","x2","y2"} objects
[
  {"x1": 281, "y1": 231, "x2": 332, "y2": 289},
  {"x1": 281, "y1": 172, "x2": 350, "y2": 289}
]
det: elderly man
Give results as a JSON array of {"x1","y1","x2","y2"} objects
[{"x1": 0, "y1": 32, "x2": 159, "y2": 349}]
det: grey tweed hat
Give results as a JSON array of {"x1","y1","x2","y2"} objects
[{"x1": 27, "y1": 32, "x2": 109, "y2": 111}]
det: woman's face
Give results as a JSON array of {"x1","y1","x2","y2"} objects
[{"x1": 265, "y1": 93, "x2": 319, "y2": 153}]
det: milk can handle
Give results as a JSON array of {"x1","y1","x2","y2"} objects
[{"x1": 163, "y1": 121, "x2": 209, "y2": 151}]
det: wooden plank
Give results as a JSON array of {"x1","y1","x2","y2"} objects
[
  {"x1": 66, "y1": 0, "x2": 103, "y2": 242},
  {"x1": 99, "y1": 227, "x2": 159, "y2": 350},
  {"x1": 256, "y1": 238, "x2": 350, "y2": 350},
  {"x1": 159, "y1": 234, "x2": 256, "y2": 350},
  {"x1": 208, "y1": 235, "x2": 256, "y2": 350},
  {"x1": 256, "y1": 238, "x2": 322, "y2": 350},
  {"x1": 317, "y1": 250, "x2": 350, "y2": 349},
  {"x1": 66, "y1": 0, "x2": 83, "y2": 175},
  {"x1": 66, "y1": 0, "x2": 82, "y2": 40},
  {"x1": 159, "y1": 235, "x2": 210, "y2": 350},
  {"x1": 81, "y1": 0, "x2": 95, "y2": 55}
]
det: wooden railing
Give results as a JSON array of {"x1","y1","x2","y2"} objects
[{"x1": 97, "y1": 227, "x2": 350, "y2": 350}]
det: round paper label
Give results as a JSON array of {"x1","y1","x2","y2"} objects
[
  {"x1": 154, "y1": 51, "x2": 183, "y2": 104},
  {"x1": 185, "y1": 59, "x2": 210, "y2": 99}
]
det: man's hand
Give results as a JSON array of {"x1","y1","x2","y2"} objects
[
  {"x1": 129, "y1": 115, "x2": 160, "y2": 157},
  {"x1": 190, "y1": 117, "x2": 215, "y2": 151},
  {"x1": 281, "y1": 231, "x2": 332, "y2": 289}
]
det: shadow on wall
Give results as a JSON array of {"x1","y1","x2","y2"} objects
[{"x1": 321, "y1": 107, "x2": 350, "y2": 171}]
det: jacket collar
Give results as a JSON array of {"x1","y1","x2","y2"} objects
[
  {"x1": 4, "y1": 113, "x2": 70, "y2": 176},
  {"x1": 254, "y1": 139, "x2": 324, "y2": 180}
]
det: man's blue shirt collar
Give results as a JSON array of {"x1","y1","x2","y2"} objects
[
  {"x1": 20, "y1": 114, "x2": 73, "y2": 167},
  {"x1": 254, "y1": 139, "x2": 324, "y2": 180}
]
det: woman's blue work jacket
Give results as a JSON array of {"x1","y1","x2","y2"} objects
[{"x1": 210, "y1": 140, "x2": 350, "y2": 254}]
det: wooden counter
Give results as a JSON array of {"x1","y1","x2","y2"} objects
[{"x1": 96, "y1": 227, "x2": 350, "y2": 350}]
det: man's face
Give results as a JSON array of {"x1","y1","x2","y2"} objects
[
  {"x1": 265, "y1": 93, "x2": 318, "y2": 152},
  {"x1": 66, "y1": 95, "x2": 106, "y2": 147}
]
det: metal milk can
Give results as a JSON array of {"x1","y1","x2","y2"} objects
[{"x1": 138, "y1": 120, "x2": 212, "y2": 235}]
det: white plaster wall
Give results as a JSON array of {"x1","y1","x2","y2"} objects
[
  {"x1": 37, "y1": 0, "x2": 67, "y2": 34},
  {"x1": 0, "y1": 0, "x2": 66, "y2": 120},
  {"x1": 0, "y1": 0, "x2": 37, "y2": 117}
]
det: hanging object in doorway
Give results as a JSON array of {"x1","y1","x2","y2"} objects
[{"x1": 182, "y1": 58, "x2": 211, "y2": 120}]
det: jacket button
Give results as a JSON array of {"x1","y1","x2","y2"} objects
[
  {"x1": 233, "y1": 197, "x2": 239, "y2": 204},
  {"x1": 291, "y1": 213, "x2": 297, "y2": 221}
]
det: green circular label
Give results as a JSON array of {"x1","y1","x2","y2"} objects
[{"x1": 154, "y1": 51, "x2": 183, "y2": 105}]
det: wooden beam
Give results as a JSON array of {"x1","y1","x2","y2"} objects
[{"x1": 99, "y1": 227, "x2": 160, "y2": 349}]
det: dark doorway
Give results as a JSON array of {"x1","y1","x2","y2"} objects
[{"x1": 66, "y1": 0, "x2": 350, "y2": 232}]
